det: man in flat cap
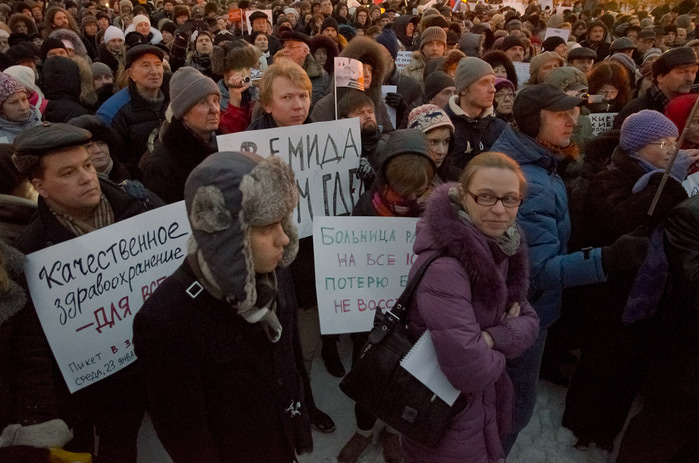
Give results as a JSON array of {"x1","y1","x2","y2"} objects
[
  {"x1": 97, "y1": 44, "x2": 168, "y2": 179},
  {"x1": 10, "y1": 122, "x2": 163, "y2": 461},
  {"x1": 614, "y1": 47, "x2": 699, "y2": 128}
]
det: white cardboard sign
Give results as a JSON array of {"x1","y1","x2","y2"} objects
[
  {"x1": 23, "y1": 202, "x2": 191, "y2": 393},
  {"x1": 217, "y1": 118, "x2": 363, "y2": 238},
  {"x1": 395, "y1": 50, "x2": 413, "y2": 72},
  {"x1": 313, "y1": 216, "x2": 419, "y2": 335}
]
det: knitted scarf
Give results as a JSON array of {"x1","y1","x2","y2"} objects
[{"x1": 371, "y1": 186, "x2": 422, "y2": 217}]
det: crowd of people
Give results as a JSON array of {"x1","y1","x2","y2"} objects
[{"x1": 1, "y1": 0, "x2": 699, "y2": 461}]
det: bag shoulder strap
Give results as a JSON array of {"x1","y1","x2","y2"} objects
[{"x1": 390, "y1": 251, "x2": 444, "y2": 323}]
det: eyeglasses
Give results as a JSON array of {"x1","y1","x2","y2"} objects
[
  {"x1": 467, "y1": 191, "x2": 523, "y2": 208},
  {"x1": 495, "y1": 91, "x2": 515, "y2": 99},
  {"x1": 648, "y1": 140, "x2": 676, "y2": 150}
]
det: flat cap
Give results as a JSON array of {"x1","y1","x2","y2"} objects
[
  {"x1": 610, "y1": 37, "x2": 636, "y2": 52},
  {"x1": 125, "y1": 44, "x2": 164, "y2": 69},
  {"x1": 567, "y1": 46, "x2": 596, "y2": 61},
  {"x1": 12, "y1": 122, "x2": 92, "y2": 173},
  {"x1": 280, "y1": 30, "x2": 310, "y2": 46},
  {"x1": 652, "y1": 47, "x2": 699, "y2": 78}
]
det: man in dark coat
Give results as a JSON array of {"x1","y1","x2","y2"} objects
[
  {"x1": 614, "y1": 46, "x2": 699, "y2": 128},
  {"x1": 97, "y1": 44, "x2": 168, "y2": 179},
  {"x1": 10, "y1": 122, "x2": 163, "y2": 462},
  {"x1": 133, "y1": 152, "x2": 313, "y2": 462}
]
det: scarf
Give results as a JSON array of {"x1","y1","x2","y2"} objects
[
  {"x1": 448, "y1": 186, "x2": 521, "y2": 256},
  {"x1": 371, "y1": 186, "x2": 422, "y2": 217},
  {"x1": 96, "y1": 158, "x2": 115, "y2": 180},
  {"x1": 49, "y1": 195, "x2": 114, "y2": 236}
]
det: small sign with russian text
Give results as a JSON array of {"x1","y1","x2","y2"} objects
[
  {"x1": 313, "y1": 216, "x2": 419, "y2": 334},
  {"x1": 23, "y1": 202, "x2": 190, "y2": 393}
]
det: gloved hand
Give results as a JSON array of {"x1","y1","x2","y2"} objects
[
  {"x1": 384, "y1": 92, "x2": 406, "y2": 111},
  {"x1": 601, "y1": 232, "x2": 650, "y2": 272}
]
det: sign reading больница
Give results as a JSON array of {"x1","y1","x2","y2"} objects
[
  {"x1": 23, "y1": 202, "x2": 190, "y2": 393},
  {"x1": 313, "y1": 216, "x2": 420, "y2": 335},
  {"x1": 217, "y1": 118, "x2": 363, "y2": 238}
]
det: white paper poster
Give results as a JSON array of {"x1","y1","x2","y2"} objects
[
  {"x1": 395, "y1": 50, "x2": 413, "y2": 72},
  {"x1": 513, "y1": 61, "x2": 530, "y2": 87},
  {"x1": 23, "y1": 202, "x2": 191, "y2": 393},
  {"x1": 544, "y1": 27, "x2": 571, "y2": 41},
  {"x1": 313, "y1": 216, "x2": 419, "y2": 334},
  {"x1": 217, "y1": 119, "x2": 363, "y2": 238}
]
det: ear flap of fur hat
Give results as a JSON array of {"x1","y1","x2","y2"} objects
[{"x1": 184, "y1": 152, "x2": 298, "y2": 313}]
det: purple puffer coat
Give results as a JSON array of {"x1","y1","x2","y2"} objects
[{"x1": 402, "y1": 183, "x2": 540, "y2": 463}]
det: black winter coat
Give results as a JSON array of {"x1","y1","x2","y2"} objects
[
  {"x1": 41, "y1": 56, "x2": 92, "y2": 123},
  {"x1": 133, "y1": 263, "x2": 313, "y2": 462},
  {"x1": 141, "y1": 118, "x2": 217, "y2": 204}
]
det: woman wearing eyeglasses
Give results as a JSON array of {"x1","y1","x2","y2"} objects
[
  {"x1": 401, "y1": 152, "x2": 539, "y2": 463},
  {"x1": 563, "y1": 109, "x2": 699, "y2": 452}
]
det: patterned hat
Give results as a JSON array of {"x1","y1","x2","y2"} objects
[
  {"x1": 0, "y1": 72, "x2": 26, "y2": 107},
  {"x1": 620, "y1": 109, "x2": 678, "y2": 153},
  {"x1": 408, "y1": 104, "x2": 454, "y2": 133}
]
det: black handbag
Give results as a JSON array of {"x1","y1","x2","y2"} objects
[{"x1": 339, "y1": 252, "x2": 467, "y2": 448}]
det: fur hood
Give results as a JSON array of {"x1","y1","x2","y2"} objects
[
  {"x1": 49, "y1": 28, "x2": 88, "y2": 58},
  {"x1": 339, "y1": 36, "x2": 387, "y2": 103},
  {"x1": 415, "y1": 182, "x2": 530, "y2": 312},
  {"x1": 184, "y1": 152, "x2": 298, "y2": 318}
]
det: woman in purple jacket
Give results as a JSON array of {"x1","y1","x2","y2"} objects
[{"x1": 403, "y1": 152, "x2": 539, "y2": 462}]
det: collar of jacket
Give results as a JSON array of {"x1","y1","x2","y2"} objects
[{"x1": 447, "y1": 94, "x2": 495, "y2": 120}]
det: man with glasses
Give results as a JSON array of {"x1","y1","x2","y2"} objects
[
  {"x1": 280, "y1": 31, "x2": 330, "y2": 108},
  {"x1": 614, "y1": 47, "x2": 699, "y2": 128},
  {"x1": 490, "y1": 84, "x2": 649, "y2": 454}
]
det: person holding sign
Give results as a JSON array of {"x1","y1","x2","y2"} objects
[
  {"x1": 9, "y1": 123, "x2": 163, "y2": 462},
  {"x1": 401, "y1": 152, "x2": 539, "y2": 463},
  {"x1": 133, "y1": 152, "x2": 313, "y2": 462}
]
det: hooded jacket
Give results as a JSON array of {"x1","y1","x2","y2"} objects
[
  {"x1": 490, "y1": 126, "x2": 607, "y2": 328},
  {"x1": 402, "y1": 183, "x2": 538, "y2": 463},
  {"x1": 42, "y1": 56, "x2": 92, "y2": 123},
  {"x1": 444, "y1": 95, "x2": 507, "y2": 170},
  {"x1": 579, "y1": 21, "x2": 610, "y2": 62},
  {"x1": 393, "y1": 15, "x2": 418, "y2": 50}
]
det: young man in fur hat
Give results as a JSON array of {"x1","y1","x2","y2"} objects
[
  {"x1": 10, "y1": 122, "x2": 163, "y2": 462},
  {"x1": 133, "y1": 152, "x2": 313, "y2": 462}
]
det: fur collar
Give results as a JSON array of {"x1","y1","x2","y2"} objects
[
  {"x1": 416, "y1": 183, "x2": 530, "y2": 311},
  {"x1": 0, "y1": 241, "x2": 28, "y2": 327}
]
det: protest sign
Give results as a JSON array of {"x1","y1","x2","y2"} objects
[
  {"x1": 382, "y1": 85, "x2": 398, "y2": 128},
  {"x1": 395, "y1": 50, "x2": 412, "y2": 72},
  {"x1": 544, "y1": 27, "x2": 570, "y2": 41},
  {"x1": 589, "y1": 112, "x2": 617, "y2": 136},
  {"x1": 313, "y1": 216, "x2": 420, "y2": 334},
  {"x1": 23, "y1": 202, "x2": 190, "y2": 393},
  {"x1": 501, "y1": 0, "x2": 525, "y2": 15},
  {"x1": 513, "y1": 61, "x2": 530, "y2": 87},
  {"x1": 217, "y1": 118, "x2": 363, "y2": 238},
  {"x1": 335, "y1": 57, "x2": 365, "y2": 91}
]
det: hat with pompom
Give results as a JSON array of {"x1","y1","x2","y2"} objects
[{"x1": 620, "y1": 109, "x2": 679, "y2": 153}]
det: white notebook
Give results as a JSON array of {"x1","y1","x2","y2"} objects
[{"x1": 400, "y1": 330, "x2": 461, "y2": 406}]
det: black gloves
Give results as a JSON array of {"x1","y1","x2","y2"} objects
[
  {"x1": 601, "y1": 232, "x2": 650, "y2": 272},
  {"x1": 384, "y1": 92, "x2": 406, "y2": 111}
]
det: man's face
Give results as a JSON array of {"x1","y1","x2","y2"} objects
[
  {"x1": 32, "y1": 146, "x2": 102, "y2": 218},
  {"x1": 264, "y1": 76, "x2": 310, "y2": 127},
  {"x1": 47, "y1": 48, "x2": 68, "y2": 59},
  {"x1": 570, "y1": 57, "x2": 594, "y2": 74},
  {"x1": 85, "y1": 22, "x2": 98, "y2": 36},
  {"x1": 196, "y1": 34, "x2": 213, "y2": 55},
  {"x1": 283, "y1": 40, "x2": 308, "y2": 66},
  {"x1": 322, "y1": 27, "x2": 337, "y2": 38},
  {"x1": 626, "y1": 30, "x2": 638, "y2": 43},
  {"x1": 430, "y1": 86, "x2": 455, "y2": 109},
  {"x1": 320, "y1": 0, "x2": 332, "y2": 16},
  {"x1": 657, "y1": 64, "x2": 699, "y2": 96},
  {"x1": 251, "y1": 17, "x2": 267, "y2": 33},
  {"x1": 15, "y1": 21, "x2": 28, "y2": 34},
  {"x1": 136, "y1": 21, "x2": 151, "y2": 36},
  {"x1": 127, "y1": 53, "x2": 164, "y2": 93},
  {"x1": 460, "y1": 74, "x2": 496, "y2": 111},
  {"x1": 537, "y1": 58, "x2": 561, "y2": 83},
  {"x1": 538, "y1": 107, "x2": 580, "y2": 148},
  {"x1": 86, "y1": 140, "x2": 111, "y2": 172},
  {"x1": 175, "y1": 14, "x2": 189, "y2": 25},
  {"x1": 348, "y1": 103, "x2": 377, "y2": 132},
  {"x1": 250, "y1": 222, "x2": 289, "y2": 273},
  {"x1": 1, "y1": 91, "x2": 30, "y2": 122},
  {"x1": 107, "y1": 38, "x2": 125, "y2": 53},
  {"x1": 164, "y1": 1, "x2": 174, "y2": 10},
  {"x1": 505, "y1": 46, "x2": 525, "y2": 62},
  {"x1": 422, "y1": 40, "x2": 445, "y2": 59},
  {"x1": 53, "y1": 11, "x2": 70, "y2": 29},
  {"x1": 509, "y1": 27, "x2": 522, "y2": 37},
  {"x1": 98, "y1": 17, "x2": 109, "y2": 30},
  {"x1": 93, "y1": 73, "x2": 114, "y2": 90},
  {"x1": 182, "y1": 94, "x2": 221, "y2": 138},
  {"x1": 588, "y1": 26, "x2": 604, "y2": 42}
]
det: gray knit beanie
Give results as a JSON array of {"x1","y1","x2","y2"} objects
[
  {"x1": 169, "y1": 67, "x2": 221, "y2": 120},
  {"x1": 454, "y1": 57, "x2": 494, "y2": 94},
  {"x1": 620, "y1": 110, "x2": 678, "y2": 153},
  {"x1": 420, "y1": 26, "x2": 447, "y2": 51}
]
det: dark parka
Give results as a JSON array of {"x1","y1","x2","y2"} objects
[
  {"x1": 141, "y1": 118, "x2": 217, "y2": 204},
  {"x1": 42, "y1": 56, "x2": 92, "y2": 123}
]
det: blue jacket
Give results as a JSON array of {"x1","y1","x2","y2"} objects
[{"x1": 491, "y1": 126, "x2": 606, "y2": 328}]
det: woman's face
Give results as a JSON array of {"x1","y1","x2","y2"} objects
[
  {"x1": 15, "y1": 21, "x2": 29, "y2": 34},
  {"x1": 598, "y1": 84, "x2": 619, "y2": 101},
  {"x1": 136, "y1": 20, "x2": 151, "y2": 36},
  {"x1": 254, "y1": 33, "x2": 268, "y2": 51},
  {"x1": 492, "y1": 64, "x2": 507, "y2": 79},
  {"x1": 425, "y1": 126, "x2": 451, "y2": 167},
  {"x1": 1, "y1": 91, "x2": 30, "y2": 122},
  {"x1": 85, "y1": 22, "x2": 98, "y2": 36},
  {"x1": 462, "y1": 167, "x2": 521, "y2": 238},
  {"x1": 637, "y1": 137, "x2": 677, "y2": 169},
  {"x1": 313, "y1": 47, "x2": 327, "y2": 67}
]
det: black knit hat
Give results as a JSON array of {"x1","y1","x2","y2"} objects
[
  {"x1": 39, "y1": 37, "x2": 66, "y2": 61},
  {"x1": 513, "y1": 84, "x2": 583, "y2": 138},
  {"x1": 502, "y1": 36, "x2": 525, "y2": 51},
  {"x1": 652, "y1": 47, "x2": 698, "y2": 78},
  {"x1": 424, "y1": 71, "x2": 454, "y2": 101},
  {"x1": 542, "y1": 35, "x2": 566, "y2": 52}
]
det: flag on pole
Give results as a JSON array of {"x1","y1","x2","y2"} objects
[{"x1": 334, "y1": 57, "x2": 364, "y2": 91}]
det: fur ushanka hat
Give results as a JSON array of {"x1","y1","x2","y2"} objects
[{"x1": 184, "y1": 152, "x2": 299, "y2": 318}]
